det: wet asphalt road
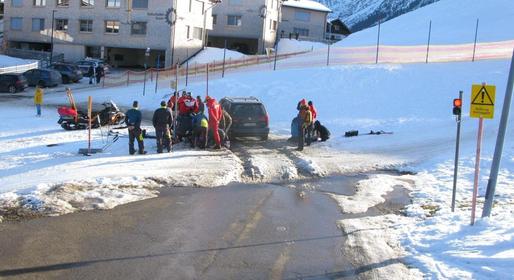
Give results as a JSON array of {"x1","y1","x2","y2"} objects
[{"x1": 0, "y1": 176, "x2": 372, "y2": 280}]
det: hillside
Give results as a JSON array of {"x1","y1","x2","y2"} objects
[{"x1": 316, "y1": 0, "x2": 439, "y2": 32}]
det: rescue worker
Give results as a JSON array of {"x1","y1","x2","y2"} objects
[
  {"x1": 307, "y1": 101, "x2": 317, "y2": 144},
  {"x1": 152, "y1": 101, "x2": 173, "y2": 153},
  {"x1": 167, "y1": 91, "x2": 178, "y2": 111},
  {"x1": 297, "y1": 103, "x2": 312, "y2": 151},
  {"x1": 34, "y1": 84, "x2": 44, "y2": 117},
  {"x1": 220, "y1": 109, "x2": 232, "y2": 141},
  {"x1": 95, "y1": 64, "x2": 104, "y2": 84},
  {"x1": 125, "y1": 101, "x2": 146, "y2": 155},
  {"x1": 206, "y1": 96, "x2": 222, "y2": 149}
]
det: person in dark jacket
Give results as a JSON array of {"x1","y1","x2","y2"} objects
[
  {"x1": 88, "y1": 65, "x2": 94, "y2": 84},
  {"x1": 95, "y1": 64, "x2": 104, "y2": 84},
  {"x1": 152, "y1": 101, "x2": 173, "y2": 153},
  {"x1": 313, "y1": 120, "x2": 330, "y2": 142},
  {"x1": 196, "y1": 95, "x2": 205, "y2": 114},
  {"x1": 191, "y1": 113, "x2": 208, "y2": 149},
  {"x1": 125, "y1": 101, "x2": 146, "y2": 155}
]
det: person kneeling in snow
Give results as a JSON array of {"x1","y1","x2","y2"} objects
[{"x1": 313, "y1": 120, "x2": 330, "y2": 142}]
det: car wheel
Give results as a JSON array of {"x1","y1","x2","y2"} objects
[
  {"x1": 8, "y1": 85, "x2": 17, "y2": 94},
  {"x1": 62, "y1": 76, "x2": 70, "y2": 84}
]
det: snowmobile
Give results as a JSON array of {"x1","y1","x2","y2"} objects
[{"x1": 58, "y1": 101, "x2": 125, "y2": 130}]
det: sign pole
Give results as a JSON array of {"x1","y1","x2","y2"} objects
[
  {"x1": 482, "y1": 49, "x2": 514, "y2": 217},
  {"x1": 451, "y1": 90, "x2": 463, "y2": 212},
  {"x1": 88, "y1": 96, "x2": 92, "y2": 155},
  {"x1": 471, "y1": 116, "x2": 484, "y2": 225},
  {"x1": 173, "y1": 64, "x2": 179, "y2": 148}
]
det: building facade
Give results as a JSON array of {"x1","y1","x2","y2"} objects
[
  {"x1": 4, "y1": 0, "x2": 214, "y2": 67},
  {"x1": 208, "y1": 0, "x2": 280, "y2": 55},
  {"x1": 279, "y1": 0, "x2": 330, "y2": 42}
]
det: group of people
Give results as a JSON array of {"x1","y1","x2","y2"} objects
[
  {"x1": 124, "y1": 91, "x2": 232, "y2": 155},
  {"x1": 293, "y1": 99, "x2": 330, "y2": 151}
]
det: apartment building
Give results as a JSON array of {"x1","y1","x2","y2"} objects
[
  {"x1": 208, "y1": 0, "x2": 280, "y2": 55},
  {"x1": 280, "y1": 0, "x2": 330, "y2": 42},
  {"x1": 4, "y1": 0, "x2": 214, "y2": 68}
]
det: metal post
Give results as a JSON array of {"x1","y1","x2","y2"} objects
[
  {"x1": 173, "y1": 64, "x2": 179, "y2": 147},
  {"x1": 87, "y1": 96, "x2": 92, "y2": 155},
  {"x1": 426, "y1": 20, "x2": 432, "y2": 64},
  {"x1": 222, "y1": 40, "x2": 227, "y2": 78},
  {"x1": 143, "y1": 69, "x2": 147, "y2": 96},
  {"x1": 472, "y1": 19, "x2": 479, "y2": 62},
  {"x1": 50, "y1": 10, "x2": 56, "y2": 65},
  {"x1": 327, "y1": 43, "x2": 331, "y2": 66},
  {"x1": 376, "y1": 20, "x2": 381, "y2": 64},
  {"x1": 186, "y1": 49, "x2": 189, "y2": 86},
  {"x1": 155, "y1": 55, "x2": 160, "y2": 94},
  {"x1": 273, "y1": 42, "x2": 278, "y2": 70},
  {"x1": 471, "y1": 116, "x2": 484, "y2": 225},
  {"x1": 206, "y1": 64, "x2": 209, "y2": 96},
  {"x1": 452, "y1": 90, "x2": 463, "y2": 212},
  {"x1": 483, "y1": 49, "x2": 514, "y2": 217}
]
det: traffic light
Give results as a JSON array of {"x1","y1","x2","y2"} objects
[{"x1": 453, "y1": 98, "x2": 462, "y2": 115}]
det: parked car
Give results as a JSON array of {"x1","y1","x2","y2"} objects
[
  {"x1": 219, "y1": 97, "x2": 270, "y2": 140},
  {"x1": 75, "y1": 59, "x2": 110, "y2": 77},
  {"x1": 49, "y1": 63, "x2": 83, "y2": 83},
  {"x1": 23, "y1": 69, "x2": 62, "y2": 87},
  {"x1": 0, "y1": 73, "x2": 28, "y2": 93}
]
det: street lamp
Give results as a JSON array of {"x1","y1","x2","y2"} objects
[
  {"x1": 50, "y1": 10, "x2": 56, "y2": 65},
  {"x1": 143, "y1": 47, "x2": 150, "y2": 96}
]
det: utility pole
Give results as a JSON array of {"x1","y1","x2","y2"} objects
[
  {"x1": 482, "y1": 49, "x2": 514, "y2": 217},
  {"x1": 50, "y1": 10, "x2": 56, "y2": 65}
]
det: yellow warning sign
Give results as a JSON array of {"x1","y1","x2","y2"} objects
[{"x1": 470, "y1": 84, "x2": 495, "y2": 119}]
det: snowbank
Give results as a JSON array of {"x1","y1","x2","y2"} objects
[
  {"x1": 339, "y1": 0, "x2": 514, "y2": 46},
  {"x1": 0, "y1": 55, "x2": 36, "y2": 68},
  {"x1": 188, "y1": 47, "x2": 247, "y2": 65},
  {"x1": 277, "y1": 38, "x2": 327, "y2": 53}
]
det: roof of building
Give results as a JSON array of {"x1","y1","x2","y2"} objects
[{"x1": 282, "y1": 0, "x2": 332, "y2": 13}]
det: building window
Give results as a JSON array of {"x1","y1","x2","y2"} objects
[
  {"x1": 81, "y1": 0, "x2": 94, "y2": 7},
  {"x1": 295, "y1": 11, "x2": 311, "y2": 22},
  {"x1": 293, "y1": 27, "x2": 309, "y2": 37},
  {"x1": 57, "y1": 0, "x2": 69, "y2": 7},
  {"x1": 212, "y1": 15, "x2": 217, "y2": 25},
  {"x1": 105, "y1": 20, "x2": 120, "y2": 33},
  {"x1": 33, "y1": 0, "x2": 46, "y2": 6},
  {"x1": 11, "y1": 0, "x2": 23, "y2": 7},
  {"x1": 131, "y1": 21, "x2": 147, "y2": 35},
  {"x1": 106, "y1": 0, "x2": 120, "y2": 8},
  {"x1": 227, "y1": 15, "x2": 242, "y2": 26},
  {"x1": 55, "y1": 19, "x2": 68, "y2": 31},
  {"x1": 10, "y1": 17, "x2": 23, "y2": 30},
  {"x1": 270, "y1": 19, "x2": 277, "y2": 31},
  {"x1": 80, "y1": 19, "x2": 93, "y2": 32},
  {"x1": 193, "y1": 27, "x2": 203, "y2": 40},
  {"x1": 32, "y1": 18, "x2": 45, "y2": 31},
  {"x1": 132, "y1": 0, "x2": 148, "y2": 9},
  {"x1": 186, "y1": 25, "x2": 190, "y2": 39}
]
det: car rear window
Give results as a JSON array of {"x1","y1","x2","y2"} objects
[{"x1": 231, "y1": 104, "x2": 266, "y2": 117}]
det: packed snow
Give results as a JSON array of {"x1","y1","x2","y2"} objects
[
  {"x1": 188, "y1": 47, "x2": 247, "y2": 65},
  {"x1": 282, "y1": 0, "x2": 332, "y2": 13}
]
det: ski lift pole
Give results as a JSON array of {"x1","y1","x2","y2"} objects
[
  {"x1": 173, "y1": 63, "x2": 179, "y2": 147},
  {"x1": 222, "y1": 40, "x2": 227, "y2": 78},
  {"x1": 206, "y1": 64, "x2": 209, "y2": 96}
]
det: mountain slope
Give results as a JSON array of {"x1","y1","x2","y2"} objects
[{"x1": 316, "y1": 0, "x2": 439, "y2": 32}]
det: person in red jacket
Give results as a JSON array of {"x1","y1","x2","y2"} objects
[
  {"x1": 308, "y1": 101, "x2": 317, "y2": 121},
  {"x1": 167, "y1": 91, "x2": 178, "y2": 111},
  {"x1": 206, "y1": 96, "x2": 222, "y2": 149}
]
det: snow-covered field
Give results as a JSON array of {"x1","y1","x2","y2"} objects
[
  {"x1": 1, "y1": 0, "x2": 513, "y2": 278},
  {"x1": 188, "y1": 47, "x2": 247, "y2": 64}
]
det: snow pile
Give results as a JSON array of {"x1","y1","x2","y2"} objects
[
  {"x1": 0, "y1": 54, "x2": 36, "y2": 68},
  {"x1": 331, "y1": 174, "x2": 411, "y2": 214},
  {"x1": 277, "y1": 39, "x2": 327, "y2": 53},
  {"x1": 188, "y1": 47, "x2": 247, "y2": 65},
  {"x1": 283, "y1": 0, "x2": 332, "y2": 13},
  {"x1": 339, "y1": 0, "x2": 514, "y2": 46},
  {"x1": 293, "y1": 154, "x2": 326, "y2": 177}
]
